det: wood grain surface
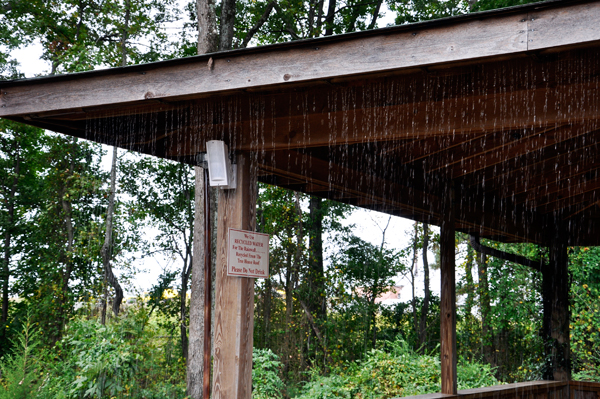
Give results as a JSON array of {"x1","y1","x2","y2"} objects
[
  {"x1": 212, "y1": 154, "x2": 257, "y2": 399},
  {"x1": 440, "y1": 180, "x2": 456, "y2": 395}
]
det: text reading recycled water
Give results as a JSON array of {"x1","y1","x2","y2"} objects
[{"x1": 227, "y1": 228, "x2": 270, "y2": 278}]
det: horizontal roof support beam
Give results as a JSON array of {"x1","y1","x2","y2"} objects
[{"x1": 2, "y1": 1, "x2": 600, "y2": 118}]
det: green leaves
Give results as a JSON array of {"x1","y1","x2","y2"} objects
[
  {"x1": 297, "y1": 338, "x2": 499, "y2": 399},
  {"x1": 253, "y1": 348, "x2": 285, "y2": 399},
  {"x1": 570, "y1": 246, "x2": 600, "y2": 381},
  {"x1": 0, "y1": 313, "x2": 44, "y2": 399}
]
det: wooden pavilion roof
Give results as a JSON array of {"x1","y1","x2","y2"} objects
[{"x1": 1, "y1": 0, "x2": 600, "y2": 245}]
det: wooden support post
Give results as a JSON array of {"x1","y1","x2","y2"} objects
[
  {"x1": 440, "y1": 180, "x2": 457, "y2": 395},
  {"x1": 188, "y1": 165, "x2": 208, "y2": 399},
  {"x1": 542, "y1": 219, "x2": 570, "y2": 381},
  {"x1": 212, "y1": 153, "x2": 257, "y2": 399}
]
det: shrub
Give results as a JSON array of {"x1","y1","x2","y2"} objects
[
  {"x1": 253, "y1": 348, "x2": 285, "y2": 399},
  {"x1": 0, "y1": 314, "x2": 44, "y2": 399},
  {"x1": 295, "y1": 338, "x2": 499, "y2": 399}
]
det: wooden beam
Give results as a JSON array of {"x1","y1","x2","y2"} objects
[
  {"x1": 382, "y1": 133, "x2": 487, "y2": 164},
  {"x1": 0, "y1": 14, "x2": 529, "y2": 116},
  {"x1": 440, "y1": 180, "x2": 457, "y2": 395},
  {"x1": 261, "y1": 149, "x2": 547, "y2": 242},
  {"x1": 521, "y1": 173, "x2": 600, "y2": 210},
  {"x1": 542, "y1": 219, "x2": 570, "y2": 381},
  {"x1": 528, "y1": 2, "x2": 600, "y2": 52},
  {"x1": 459, "y1": 381, "x2": 569, "y2": 399},
  {"x1": 212, "y1": 153, "x2": 257, "y2": 399},
  {"x1": 2, "y1": 1, "x2": 600, "y2": 118},
  {"x1": 461, "y1": 128, "x2": 600, "y2": 195},
  {"x1": 145, "y1": 81, "x2": 600, "y2": 156},
  {"x1": 259, "y1": 150, "x2": 442, "y2": 219},
  {"x1": 426, "y1": 125, "x2": 571, "y2": 177},
  {"x1": 188, "y1": 166, "x2": 209, "y2": 399},
  {"x1": 535, "y1": 180, "x2": 600, "y2": 214}
]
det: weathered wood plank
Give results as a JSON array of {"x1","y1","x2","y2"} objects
[
  {"x1": 398, "y1": 393, "x2": 457, "y2": 399},
  {"x1": 400, "y1": 381, "x2": 571, "y2": 399},
  {"x1": 528, "y1": 2, "x2": 600, "y2": 51},
  {"x1": 0, "y1": 10, "x2": 531, "y2": 117},
  {"x1": 2, "y1": 1, "x2": 599, "y2": 119},
  {"x1": 571, "y1": 380, "x2": 600, "y2": 399},
  {"x1": 212, "y1": 154, "x2": 257, "y2": 399},
  {"x1": 188, "y1": 166, "x2": 208, "y2": 399},
  {"x1": 542, "y1": 225, "x2": 570, "y2": 381},
  {"x1": 440, "y1": 180, "x2": 456, "y2": 395},
  {"x1": 478, "y1": 132, "x2": 600, "y2": 195},
  {"x1": 155, "y1": 80, "x2": 600, "y2": 156},
  {"x1": 425, "y1": 124, "x2": 572, "y2": 176},
  {"x1": 459, "y1": 381, "x2": 568, "y2": 399}
]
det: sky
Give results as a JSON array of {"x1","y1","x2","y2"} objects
[{"x1": 6, "y1": 5, "x2": 441, "y2": 303}]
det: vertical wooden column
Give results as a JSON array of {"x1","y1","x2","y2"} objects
[
  {"x1": 212, "y1": 153, "x2": 257, "y2": 399},
  {"x1": 440, "y1": 181, "x2": 457, "y2": 395},
  {"x1": 542, "y1": 221, "x2": 570, "y2": 381},
  {"x1": 188, "y1": 165, "x2": 207, "y2": 399}
]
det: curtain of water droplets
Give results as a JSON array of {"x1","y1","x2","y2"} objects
[{"x1": 82, "y1": 48, "x2": 600, "y2": 245}]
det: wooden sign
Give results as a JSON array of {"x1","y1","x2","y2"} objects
[{"x1": 227, "y1": 228, "x2": 270, "y2": 278}]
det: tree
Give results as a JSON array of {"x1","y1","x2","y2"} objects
[
  {"x1": 13, "y1": 135, "x2": 107, "y2": 343},
  {"x1": 100, "y1": 147, "x2": 124, "y2": 322},
  {"x1": 418, "y1": 223, "x2": 431, "y2": 351},
  {"x1": 0, "y1": 120, "x2": 44, "y2": 352},
  {"x1": 121, "y1": 154, "x2": 195, "y2": 359},
  {"x1": 1, "y1": 0, "x2": 178, "y2": 75},
  {"x1": 331, "y1": 232, "x2": 404, "y2": 355},
  {"x1": 570, "y1": 247, "x2": 600, "y2": 381},
  {"x1": 255, "y1": 186, "x2": 306, "y2": 372}
]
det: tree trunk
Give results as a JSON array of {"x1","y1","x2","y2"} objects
[
  {"x1": 121, "y1": 0, "x2": 131, "y2": 66},
  {"x1": 462, "y1": 244, "x2": 475, "y2": 360},
  {"x1": 188, "y1": 166, "x2": 211, "y2": 399},
  {"x1": 1, "y1": 142, "x2": 20, "y2": 340},
  {"x1": 463, "y1": 245, "x2": 475, "y2": 317},
  {"x1": 100, "y1": 147, "x2": 123, "y2": 319},
  {"x1": 180, "y1": 166, "x2": 194, "y2": 361},
  {"x1": 418, "y1": 223, "x2": 430, "y2": 351},
  {"x1": 410, "y1": 223, "x2": 418, "y2": 331},
  {"x1": 324, "y1": 0, "x2": 336, "y2": 36},
  {"x1": 263, "y1": 277, "x2": 272, "y2": 347},
  {"x1": 307, "y1": 196, "x2": 326, "y2": 361},
  {"x1": 188, "y1": 3, "x2": 220, "y2": 395},
  {"x1": 477, "y1": 251, "x2": 494, "y2": 366},
  {"x1": 197, "y1": 0, "x2": 219, "y2": 53},
  {"x1": 181, "y1": 262, "x2": 190, "y2": 361},
  {"x1": 55, "y1": 138, "x2": 77, "y2": 341},
  {"x1": 283, "y1": 250, "x2": 294, "y2": 372},
  {"x1": 219, "y1": 0, "x2": 236, "y2": 50}
]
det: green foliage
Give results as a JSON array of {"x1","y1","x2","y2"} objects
[
  {"x1": 61, "y1": 319, "x2": 141, "y2": 398},
  {"x1": 0, "y1": 315, "x2": 44, "y2": 399},
  {"x1": 390, "y1": 0, "x2": 466, "y2": 25},
  {"x1": 120, "y1": 154, "x2": 195, "y2": 355},
  {"x1": 379, "y1": 296, "x2": 441, "y2": 353},
  {"x1": 470, "y1": 0, "x2": 542, "y2": 12},
  {"x1": 570, "y1": 247, "x2": 600, "y2": 381},
  {"x1": 38, "y1": 306, "x2": 186, "y2": 399},
  {"x1": 454, "y1": 239, "x2": 545, "y2": 382},
  {"x1": 296, "y1": 339, "x2": 498, "y2": 399},
  {"x1": 253, "y1": 348, "x2": 285, "y2": 399},
  {"x1": 327, "y1": 235, "x2": 405, "y2": 359},
  {"x1": 15, "y1": 135, "x2": 108, "y2": 344},
  {"x1": 2, "y1": 0, "x2": 180, "y2": 73}
]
